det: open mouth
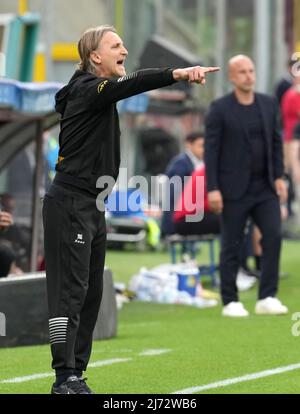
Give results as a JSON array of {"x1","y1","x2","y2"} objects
[{"x1": 117, "y1": 59, "x2": 125, "y2": 67}]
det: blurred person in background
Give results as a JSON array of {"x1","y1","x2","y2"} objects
[
  {"x1": 282, "y1": 71, "x2": 300, "y2": 205},
  {"x1": 173, "y1": 135, "x2": 219, "y2": 237},
  {"x1": 274, "y1": 57, "x2": 300, "y2": 218},
  {"x1": 275, "y1": 57, "x2": 297, "y2": 105},
  {"x1": 0, "y1": 210, "x2": 23, "y2": 278},
  {"x1": 0, "y1": 194, "x2": 29, "y2": 271},
  {"x1": 205, "y1": 55, "x2": 288, "y2": 318},
  {"x1": 161, "y1": 129, "x2": 205, "y2": 238},
  {"x1": 290, "y1": 122, "x2": 300, "y2": 212},
  {"x1": 172, "y1": 134, "x2": 258, "y2": 293}
]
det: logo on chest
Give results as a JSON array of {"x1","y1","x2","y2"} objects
[{"x1": 74, "y1": 233, "x2": 85, "y2": 245}]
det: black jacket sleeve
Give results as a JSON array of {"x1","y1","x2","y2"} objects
[
  {"x1": 204, "y1": 101, "x2": 223, "y2": 192},
  {"x1": 85, "y1": 68, "x2": 176, "y2": 109},
  {"x1": 272, "y1": 98, "x2": 284, "y2": 179}
]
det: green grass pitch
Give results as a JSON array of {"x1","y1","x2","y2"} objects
[{"x1": 0, "y1": 241, "x2": 299, "y2": 394}]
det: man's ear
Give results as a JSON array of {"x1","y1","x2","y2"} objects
[
  {"x1": 90, "y1": 51, "x2": 102, "y2": 64},
  {"x1": 228, "y1": 68, "x2": 236, "y2": 85}
]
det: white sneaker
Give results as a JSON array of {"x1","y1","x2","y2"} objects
[
  {"x1": 236, "y1": 269, "x2": 257, "y2": 292},
  {"x1": 222, "y1": 301, "x2": 249, "y2": 317},
  {"x1": 255, "y1": 297, "x2": 288, "y2": 315}
]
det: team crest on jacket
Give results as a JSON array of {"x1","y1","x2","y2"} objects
[{"x1": 97, "y1": 80, "x2": 108, "y2": 93}]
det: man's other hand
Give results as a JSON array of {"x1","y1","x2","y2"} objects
[
  {"x1": 208, "y1": 190, "x2": 223, "y2": 214},
  {"x1": 275, "y1": 178, "x2": 288, "y2": 204}
]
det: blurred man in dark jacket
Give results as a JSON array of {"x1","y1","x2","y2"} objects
[{"x1": 205, "y1": 55, "x2": 288, "y2": 317}]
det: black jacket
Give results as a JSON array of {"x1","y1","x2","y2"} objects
[
  {"x1": 54, "y1": 69, "x2": 175, "y2": 195},
  {"x1": 204, "y1": 92, "x2": 284, "y2": 200}
]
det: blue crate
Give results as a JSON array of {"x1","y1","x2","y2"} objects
[
  {"x1": 118, "y1": 93, "x2": 149, "y2": 114},
  {"x1": 18, "y1": 82, "x2": 62, "y2": 112},
  {"x1": 176, "y1": 267, "x2": 200, "y2": 297},
  {"x1": 0, "y1": 79, "x2": 21, "y2": 109}
]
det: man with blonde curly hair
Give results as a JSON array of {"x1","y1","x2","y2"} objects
[{"x1": 43, "y1": 25, "x2": 219, "y2": 394}]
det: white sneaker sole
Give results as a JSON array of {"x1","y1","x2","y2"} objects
[
  {"x1": 255, "y1": 308, "x2": 288, "y2": 315},
  {"x1": 222, "y1": 312, "x2": 249, "y2": 317}
]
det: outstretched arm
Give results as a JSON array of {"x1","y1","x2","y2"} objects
[{"x1": 87, "y1": 66, "x2": 220, "y2": 109}]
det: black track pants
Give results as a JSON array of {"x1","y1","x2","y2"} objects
[
  {"x1": 42, "y1": 184, "x2": 106, "y2": 373},
  {"x1": 220, "y1": 179, "x2": 282, "y2": 305}
]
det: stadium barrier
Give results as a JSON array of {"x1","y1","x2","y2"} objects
[{"x1": 0, "y1": 268, "x2": 117, "y2": 347}]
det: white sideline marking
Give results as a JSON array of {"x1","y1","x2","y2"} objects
[
  {"x1": 0, "y1": 350, "x2": 169, "y2": 384},
  {"x1": 89, "y1": 358, "x2": 131, "y2": 368},
  {"x1": 1, "y1": 372, "x2": 53, "y2": 383},
  {"x1": 139, "y1": 349, "x2": 172, "y2": 356},
  {"x1": 0, "y1": 358, "x2": 131, "y2": 384},
  {"x1": 172, "y1": 362, "x2": 300, "y2": 394},
  {"x1": 92, "y1": 349, "x2": 133, "y2": 354}
]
